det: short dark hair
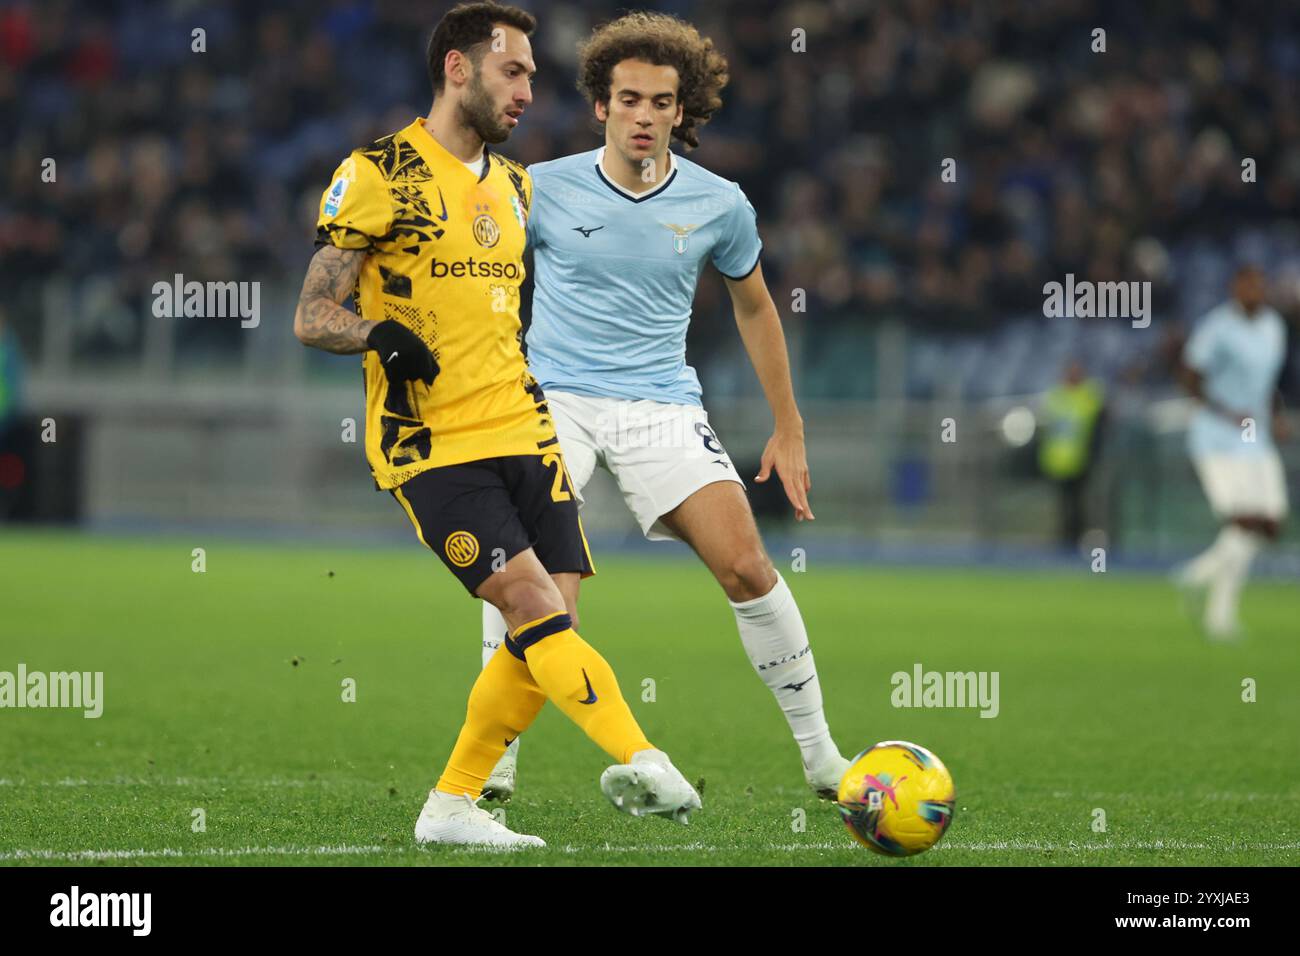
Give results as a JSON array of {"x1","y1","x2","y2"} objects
[{"x1": 427, "y1": 2, "x2": 536, "y2": 96}]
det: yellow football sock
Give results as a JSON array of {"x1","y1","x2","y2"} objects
[
  {"x1": 435, "y1": 636, "x2": 547, "y2": 797},
  {"x1": 512, "y1": 612, "x2": 653, "y2": 764}
]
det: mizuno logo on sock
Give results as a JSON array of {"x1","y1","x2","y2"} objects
[
  {"x1": 579, "y1": 669, "x2": 598, "y2": 705},
  {"x1": 781, "y1": 675, "x2": 817, "y2": 692}
]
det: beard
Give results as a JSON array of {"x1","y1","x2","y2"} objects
[{"x1": 458, "y1": 71, "x2": 511, "y2": 144}]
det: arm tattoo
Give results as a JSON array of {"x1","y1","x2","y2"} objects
[{"x1": 293, "y1": 245, "x2": 376, "y2": 354}]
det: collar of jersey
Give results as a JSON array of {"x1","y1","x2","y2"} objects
[
  {"x1": 594, "y1": 145, "x2": 677, "y2": 202},
  {"x1": 405, "y1": 117, "x2": 492, "y2": 183}
]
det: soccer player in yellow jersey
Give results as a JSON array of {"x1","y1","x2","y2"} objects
[{"x1": 293, "y1": 2, "x2": 700, "y2": 847}]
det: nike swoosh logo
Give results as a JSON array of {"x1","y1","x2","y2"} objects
[
  {"x1": 435, "y1": 187, "x2": 448, "y2": 222},
  {"x1": 579, "y1": 668, "x2": 598, "y2": 705},
  {"x1": 781, "y1": 675, "x2": 816, "y2": 692},
  {"x1": 386, "y1": 351, "x2": 399, "y2": 364},
  {"x1": 504, "y1": 736, "x2": 517, "y2": 747}
]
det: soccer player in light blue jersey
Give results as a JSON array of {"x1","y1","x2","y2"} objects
[
  {"x1": 1175, "y1": 265, "x2": 1291, "y2": 639},
  {"x1": 478, "y1": 11, "x2": 850, "y2": 802}
]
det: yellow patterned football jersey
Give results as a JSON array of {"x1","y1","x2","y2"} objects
[{"x1": 316, "y1": 117, "x2": 557, "y2": 489}]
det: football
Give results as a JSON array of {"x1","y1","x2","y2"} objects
[{"x1": 836, "y1": 741, "x2": 956, "y2": 856}]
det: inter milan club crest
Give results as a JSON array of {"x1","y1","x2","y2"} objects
[
  {"x1": 472, "y1": 203, "x2": 500, "y2": 248},
  {"x1": 660, "y1": 221, "x2": 700, "y2": 255}
]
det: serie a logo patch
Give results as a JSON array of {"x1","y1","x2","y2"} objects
[
  {"x1": 323, "y1": 177, "x2": 348, "y2": 217},
  {"x1": 323, "y1": 158, "x2": 356, "y2": 218},
  {"x1": 444, "y1": 531, "x2": 480, "y2": 567}
]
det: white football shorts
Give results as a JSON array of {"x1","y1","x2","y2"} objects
[
  {"x1": 546, "y1": 390, "x2": 745, "y2": 541},
  {"x1": 1193, "y1": 450, "x2": 1289, "y2": 520}
]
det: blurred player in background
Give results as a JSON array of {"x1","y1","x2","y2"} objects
[
  {"x1": 480, "y1": 11, "x2": 849, "y2": 801},
  {"x1": 1175, "y1": 265, "x2": 1290, "y2": 640},
  {"x1": 295, "y1": 2, "x2": 699, "y2": 847},
  {"x1": 1038, "y1": 360, "x2": 1106, "y2": 552},
  {"x1": 0, "y1": 309, "x2": 22, "y2": 441},
  {"x1": 0, "y1": 308, "x2": 25, "y2": 521}
]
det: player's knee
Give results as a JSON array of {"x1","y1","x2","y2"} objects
[
  {"x1": 718, "y1": 548, "x2": 776, "y2": 602},
  {"x1": 494, "y1": 577, "x2": 564, "y2": 631}
]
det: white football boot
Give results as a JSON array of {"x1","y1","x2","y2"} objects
[
  {"x1": 1205, "y1": 620, "x2": 1244, "y2": 643},
  {"x1": 1170, "y1": 565, "x2": 1208, "y2": 626},
  {"x1": 413, "y1": 789, "x2": 544, "y2": 848},
  {"x1": 804, "y1": 752, "x2": 851, "y2": 800},
  {"x1": 600, "y1": 749, "x2": 701, "y2": 824},
  {"x1": 481, "y1": 739, "x2": 519, "y2": 803}
]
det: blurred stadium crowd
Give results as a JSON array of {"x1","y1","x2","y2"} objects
[{"x1": 2, "y1": 0, "x2": 1298, "y2": 399}]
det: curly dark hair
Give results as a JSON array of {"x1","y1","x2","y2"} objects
[
  {"x1": 427, "y1": 2, "x2": 536, "y2": 96},
  {"x1": 576, "y1": 12, "x2": 729, "y2": 150}
]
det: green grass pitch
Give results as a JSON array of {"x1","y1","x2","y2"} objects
[{"x1": 1, "y1": 530, "x2": 1297, "y2": 866}]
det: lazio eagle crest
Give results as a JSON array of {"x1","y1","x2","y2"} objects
[{"x1": 659, "y1": 222, "x2": 700, "y2": 255}]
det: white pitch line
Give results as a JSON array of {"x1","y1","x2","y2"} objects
[
  {"x1": 0, "y1": 777, "x2": 371, "y2": 788},
  {"x1": 936, "y1": 840, "x2": 1300, "y2": 852},
  {"x1": 4, "y1": 839, "x2": 1297, "y2": 862},
  {"x1": 0, "y1": 845, "x2": 393, "y2": 862},
  {"x1": 1046, "y1": 791, "x2": 1299, "y2": 801},
  {"x1": 549, "y1": 840, "x2": 1300, "y2": 854},
  {"x1": 4, "y1": 780, "x2": 1296, "y2": 804}
]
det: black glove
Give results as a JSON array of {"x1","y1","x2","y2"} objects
[{"x1": 367, "y1": 320, "x2": 438, "y2": 386}]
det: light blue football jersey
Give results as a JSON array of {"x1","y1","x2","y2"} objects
[
  {"x1": 525, "y1": 147, "x2": 762, "y2": 406},
  {"x1": 1183, "y1": 301, "x2": 1287, "y2": 457}
]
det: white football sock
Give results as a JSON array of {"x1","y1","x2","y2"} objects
[
  {"x1": 1181, "y1": 528, "x2": 1236, "y2": 586},
  {"x1": 482, "y1": 601, "x2": 509, "y2": 669},
  {"x1": 729, "y1": 573, "x2": 840, "y2": 768},
  {"x1": 1205, "y1": 526, "x2": 1262, "y2": 634},
  {"x1": 481, "y1": 602, "x2": 519, "y2": 764}
]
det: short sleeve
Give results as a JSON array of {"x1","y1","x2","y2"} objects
[
  {"x1": 711, "y1": 185, "x2": 762, "y2": 280},
  {"x1": 315, "y1": 154, "x2": 392, "y2": 251},
  {"x1": 1183, "y1": 315, "x2": 1220, "y2": 372}
]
